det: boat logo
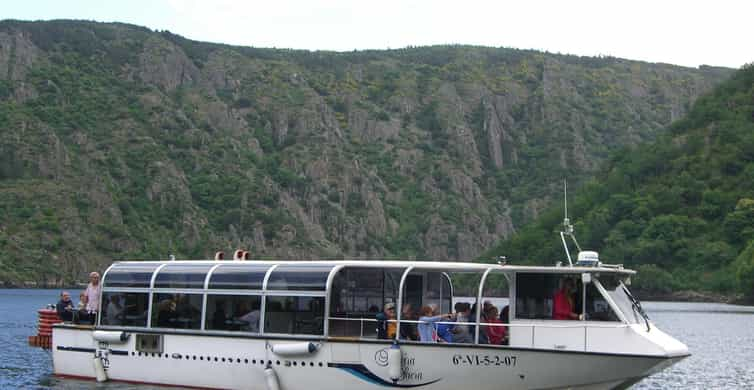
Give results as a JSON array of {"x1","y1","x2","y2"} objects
[{"x1": 374, "y1": 348, "x2": 389, "y2": 366}]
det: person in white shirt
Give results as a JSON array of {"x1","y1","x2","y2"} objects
[{"x1": 85, "y1": 272, "x2": 102, "y2": 320}]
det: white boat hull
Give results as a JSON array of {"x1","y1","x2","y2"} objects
[{"x1": 52, "y1": 325, "x2": 686, "y2": 390}]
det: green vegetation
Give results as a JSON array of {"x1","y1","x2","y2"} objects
[
  {"x1": 0, "y1": 20, "x2": 734, "y2": 286},
  {"x1": 483, "y1": 65, "x2": 754, "y2": 299}
]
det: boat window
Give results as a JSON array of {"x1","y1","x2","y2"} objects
[
  {"x1": 205, "y1": 295, "x2": 261, "y2": 332},
  {"x1": 103, "y1": 264, "x2": 161, "y2": 288},
  {"x1": 597, "y1": 275, "x2": 642, "y2": 324},
  {"x1": 266, "y1": 265, "x2": 333, "y2": 291},
  {"x1": 151, "y1": 293, "x2": 203, "y2": 329},
  {"x1": 328, "y1": 267, "x2": 405, "y2": 338},
  {"x1": 100, "y1": 292, "x2": 149, "y2": 327},
  {"x1": 425, "y1": 272, "x2": 453, "y2": 314},
  {"x1": 584, "y1": 278, "x2": 620, "y2": 321},
  {"x1": 154, "y1": 264, "x2": 214, "y2": 289},
  {"x1": 208, "y1": 264, "x2": 270, "y2": 290},
  {"x1": 264, "y1": 296, "x2": 325, "y2": 335},
  {"x1": 515, "y1": 273, "x2": 582, "y2": 320}
]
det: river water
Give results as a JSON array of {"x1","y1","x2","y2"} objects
[{"x1": 2, "y1": 289, "x2": 753, "y2": 389}]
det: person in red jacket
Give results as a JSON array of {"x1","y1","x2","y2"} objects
[{"x1": 553, "y1": 278, "x2": 582, "y2": 320}]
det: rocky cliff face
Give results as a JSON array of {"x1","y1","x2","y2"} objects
[{"x1": 0, "y1": 20, "x2": 733, "y2": 285}]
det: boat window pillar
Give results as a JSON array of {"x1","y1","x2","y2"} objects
[
  {"x1": 395, "y1": 266, "x2": 415, "y2": 341},
  {"x1": 146, "y1": 264, "x2": 168, "y2": 329},
  {"x1": 258, "y1": 264, "x2": 279, "y2": 334},
  {"x1": 323, "y1": 265, "x2": 345, "y2": 337},
  {"x1": 475, "y1": 267, "x2": 494, "y2": 344},
  {"x1": 200, "y1": 264, "x2": 222, "y2": 331},
  {"x1": 98, "y1": 264, "x2": 116, "y2": 326}
]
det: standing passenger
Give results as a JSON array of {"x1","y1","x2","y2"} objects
[
  {"x1": 85, "y1": 272, "x2": 102, "y2": 322},
  {"x1": 553, "y1": 278, "x2": 581, "y2": 320}
]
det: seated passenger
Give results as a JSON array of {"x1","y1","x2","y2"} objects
[
  {"x1": 239, "y1": 301, "x2": 261, "y2": 332},
  {"x1": 417, "y1": 304, "x2": 453, "y2": 343},
  {"x1": 472, "y1": 303, "x2": 489, "y2": 344},
  {"x1": 74, "y1": 291, "x2": 91, "y2": 324},
  {"x1": 436, "y1": 319, "x2": 454, "y2": 343},
  {"x1": 106, "y1": 295, "x2": 125, "y2": 325},
  {"x1": 400, "y1": 303, "x2": 418, "y2": 341},
  {"x1": 499, "y1": 305, "x2": 510, "y2": 345},
  {"x1": 553, "y1": 278, "x2": 581, "y2": 320},
  {"x1": 156, "y1": 299, "x2": 177, "y2": 327},
  {"x1": 452, "y1": 302, "x2": 473, "y2": 343},
  {"x1": 483, "y1": 306, "x2": 505, "y2": 345},
  {"x1": 56, "y1": 291, "x2": 74, "y2": 322},
  {"x1": 376, "y1": 303, "x2": 396, "y2": 339},
  {"x1": 212, "y1": 301, "x2": 228, "y2": 330}
]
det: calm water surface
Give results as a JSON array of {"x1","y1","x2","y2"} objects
[{"x1": 2, "y1": 289, "x2": 753, "y2": 389}]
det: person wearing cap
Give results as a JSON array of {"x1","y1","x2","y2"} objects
[
  {"x1": 84, "y1": 272, "x2": 102, "y2": 322},
  {"x1": 376, "y1": 302, "x2": 396, "y2": 339}
]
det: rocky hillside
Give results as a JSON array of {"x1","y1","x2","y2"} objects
[
  {"x1": 483, "y1": 65, "x2": 754, "y2": 298},
  {"x1": 0, "y1": 20, "x2": 732, "y2": 285}
]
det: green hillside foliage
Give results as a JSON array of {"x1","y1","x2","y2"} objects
[
  {"x1": 0, "y1": 20, "x2": 733, "y2": 286},
  {"x1": 482, "y1": 65, "x2": 754, "y2": 298}
]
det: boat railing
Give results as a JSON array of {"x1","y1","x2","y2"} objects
[{"x1": 327, "y1": 316, "x2": 630, "y2": 351}]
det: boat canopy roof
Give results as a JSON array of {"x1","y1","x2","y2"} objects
[{"x1": 102, "y1": 260, "x2": 634, "y2": 290}]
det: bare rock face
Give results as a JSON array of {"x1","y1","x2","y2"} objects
[
  {"x1": 138, "y1": 37, "x2": 200, "y2": 91},
  {"x1": 0, "y1": 31, "x2": 40, "y2": 81}
]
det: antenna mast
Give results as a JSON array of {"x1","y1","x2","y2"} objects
[{"x1": 560, "y1": 179, "x2": 581, "y2": 266}]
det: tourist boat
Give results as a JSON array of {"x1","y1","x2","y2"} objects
[{"x1": 48, "y1": 243, "x2": 690, "y2": 390}]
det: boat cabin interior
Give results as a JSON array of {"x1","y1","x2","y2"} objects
[{"x1": 96, "y1": 260, "x2": 640, "y2": 349}]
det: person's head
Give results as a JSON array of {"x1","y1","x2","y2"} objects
[
  {"x1": 402, "y1": 303, "x2": 414, "y2": 317},
  {"x1": 454, "y1": 302, "x2": 464, "y2": 313},
  {"x1": 420, "y1": 305, "x2": 434, "y2": 317},
  {"x1": 561, "y1": 278, "x2": 575, "y2": 293},
  {"x1": 89, "y1": 272, "x2": 100, "y2": 286},
  {"x1": 483, "y1": 300, "x2": 493, "y2": 311},
  {"x1": 500, "y1": 305, "x2": 510, "y2": 323},
  {"x1": 61, "y1": 291, "x2": 71, "y2": 302},
  {"x1": 384, "y1": 302, "x2": 396, "y2": 318},
  {"x1": 485, "y1": 305, "x2": 499, "y2": 319},
  {"x1": 461, "y1": 302, "x2": 471, "y2": 314},
  {"x1": 79, "y1": 291, "x2": 87, "y2": 303}
]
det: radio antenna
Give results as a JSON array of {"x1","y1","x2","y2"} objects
[{"x1": 560, "y1": 179, "x2": 581, "y2": 266}]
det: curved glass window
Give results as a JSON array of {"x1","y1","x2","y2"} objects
[
  {"x1": 266, "y1": 264, "x2": 334, "y2": 291},
  {"x1": 103, "y1": 263, "x2": 161, "y2": 288},
  {"x1": 151, "y1": 293, "x2": 203, "y2": 329},
  {"x1": 154, "y1": 264, "x2": 214, "y2": 289},
  {"x1": 208, "y1": 264, "x2": 271, "y2": 290},
  {"x1": 101, "y1": 292, "x2": 149, "y2": 327}
]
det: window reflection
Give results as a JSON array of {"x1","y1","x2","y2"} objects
[
  {"x1": 151, "y1": 293, "x2": 203, "y2": 329},
  {"x1": 265, "y1": 296, "x2": 324, "y2": 335},
  {"x1": 100, "y1": 292, "x2": 149, "y2": 327},
  {"x1": 205, "y1": 295, "x2": 261, "y2": 332}
]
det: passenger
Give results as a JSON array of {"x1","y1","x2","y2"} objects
[
  {"x1": 212, "y1": 300, "x2": 228, "y2": 330},
  {"x1": 417, "y1": 304, "x2": 453, "y2": 343},
  {"x1": 400, "y1": 303, "x2": 418, "y2": 341},
  {"x1": 500, "y1": 305, "x2": 510, "y2": 345},
  {"x1": 56, "y1": 291, "x2": 74, "y2": 322},
  {"x1": 84, "y1": 272, "x2": 101, "y2": 323},
  {"x1": 436, "y1": 319, "x2": 454, "y2": 343},
  {"x1": 553, "y1": 278, "x2": 582, "y2": 320},
  {"x1": 239, "y1": 301, "x2": 261, "y2": 332},
  {"x1": 376, "y1": 302, "x2": 396, "y2": 339},
  {"x1": 472, "y1": 303, "x2": 489, "y2": 344},
  {"x1": 452, "y1": 302, "x2": 473, "y2": 343},
  {"x1": 106, "y1": 295, "x2": 125, "y2": 325},
  {"x1": 75, "y1": 291, "x2": 91, "y2": 324},
  {"x1": 484, "y1": 306, "x2": 505, "y2": 345},
  {"x1": 156, "y1": 299, "x2": 177, "y2": 327}
]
